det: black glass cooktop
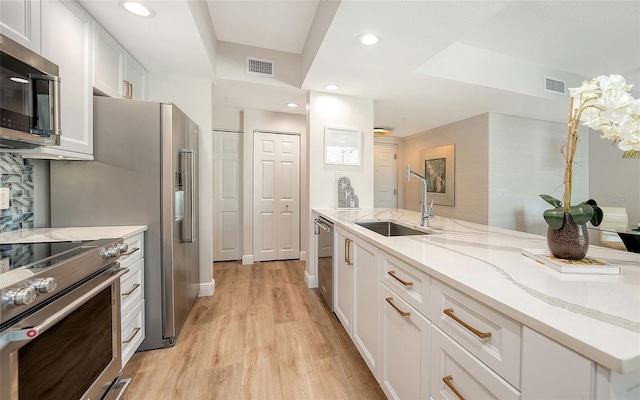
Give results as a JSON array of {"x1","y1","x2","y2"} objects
[{"x1": 0, "y1": 241, "x2": 92, "y2": 273}]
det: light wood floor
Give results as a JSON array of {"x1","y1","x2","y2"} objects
[{"x1": 121, "y1": 260, "x2": 386, "y2": 400}]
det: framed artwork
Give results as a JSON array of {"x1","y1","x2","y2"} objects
[
  {"x1": 419, "y1": 144, "x2": 455, "y2": 206},
  {"x1": 324, "y1": 126, "x2": 361, "y2": 165}
]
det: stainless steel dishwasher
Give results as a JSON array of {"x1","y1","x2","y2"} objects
[{"x1": 314, "y1": 216, "x2": 334, "y2": 310}]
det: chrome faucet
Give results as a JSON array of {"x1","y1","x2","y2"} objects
[{"x1": 406, "y1": 163, "x2": 434, "y2": 227}]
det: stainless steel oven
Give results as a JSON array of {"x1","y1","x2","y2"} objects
[
  {"x1": 0, "y1": 239, "x2": 129, "y2": 400},
  {"x1": 0, "y1": 33, "x2": 61, "y2": 149}
]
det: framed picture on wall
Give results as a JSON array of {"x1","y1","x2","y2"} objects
[
  {"x1": 324, "y1": 126, "x2": 361, "y2": 165},
  {"x1": 419, "y1": 144, "x2": 455, "y2": 206}
]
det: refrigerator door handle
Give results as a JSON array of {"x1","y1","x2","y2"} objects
[{"x1": 180, "y1": 149, "x2": 196, "y2": 243}]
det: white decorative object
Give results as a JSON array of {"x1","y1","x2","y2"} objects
[{"x1": 324, "y1": 126, "x2": 361, "y2": 165}]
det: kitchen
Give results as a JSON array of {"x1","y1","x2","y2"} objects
[{"x1": 1, "y1": 0, "x2": 639, "y2": 399}]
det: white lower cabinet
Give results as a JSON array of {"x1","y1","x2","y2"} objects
[
  {"x1": 380, "y1": 283, "x2": 430, "y2": 400},
  {"x1": 118, "y1": 232, "x2": 145, "y2": 370},
  {"x1": 353, "y1": 238, "x2": 380, "y2": 376},
  {"x1": 431, "y1": 325, "x2": 520, "y2": 400},
  {"x1": 334, "y1": 228, "x2": 354, "y2": 335}
]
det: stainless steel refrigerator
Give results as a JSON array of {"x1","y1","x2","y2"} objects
[{"x1": 50, "y1": 96, "x2": 200, "y2": 350}]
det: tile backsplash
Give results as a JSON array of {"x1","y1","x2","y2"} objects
[{"x1": 0, "y1": 153, "x2": 34, "y2": 232}]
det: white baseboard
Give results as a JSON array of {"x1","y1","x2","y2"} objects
[
  {"x1": 198, "y1": 279, "x2": 215, "y2": 297},
  {"x1": 242, "y1": 254, "x2": 254, "y2": 265},
  {"x1": 305, "y1": 270, "x2": 318, "y2": 288},
  {"x1": 299, "y1": 251, "x2": 307, "y2": 261}
]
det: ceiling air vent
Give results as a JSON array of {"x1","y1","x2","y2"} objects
[
  {"x1": 246, "y1": 57, "x2": 275, "y2": 77},
  {"x1": 545, "y1": 77, "x2": 566, "y2": 94}
]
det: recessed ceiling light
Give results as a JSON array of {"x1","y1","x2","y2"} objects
[
  {"x1": 286, "y1": 103, "x2": 299, "y2": 108},
  {"x1": 323, "y1": 84, "x2": 339, "y2": 91},
  {"x1": 10, "y1": 77, "x2": 29, "y2": 84},
  {"x1": 122, "y1": 1, "x2": 155, "y2": 17},
  {"x1": 359, "y1": 34, "x2": 379, "y2": 46}
]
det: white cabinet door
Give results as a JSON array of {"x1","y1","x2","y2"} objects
[
  {"x1": 380, "y1": 283, "x2": 430, "y2": 400},
  {"x1": 40, "y1": 0, "x2": 93, "y2": 158},
  {"x1": 353, "y1": 237, "x2": 380, "y2": 378},
  {"x1": 124, "y1": 53, "x2": 148, "y2": 100},
  {"x1": 334, "y1": 228, "x2": 354, "y2": 335},
  {"x1": 521, "y1": 326, "x2": 594, "y2": 400},
  {"x1": 93, "y1": 23, "x2": 125, "y2": 98},
  {"x1": 0, "y1": 0, "x2": 41, "y2": 52}
]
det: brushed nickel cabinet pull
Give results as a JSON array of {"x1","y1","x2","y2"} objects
[
  {"x1": 388, "y1": 270, "x2": 413, "y2": 287},
  {"x1": 443, "y1": 375, "x2": 465, "y2": 400},
  {"x1": 123, "y1": 80, "x2": 131, "y2": 99},
  {"x1": 122, "y1": 327, "x2": 141, "y2": 344},
  {"x1": 443, "y1": 308, "x2": 492, "y2": 339},
  {"x1": 122, "y1": 247, "x2": 140, "y2": 257},
  {"x1": 385, "y1": 297, "x2": 410, "y2": 317},
  {"x1": 345, "y1": 238, "x2": 353, "y2": 266},
  {"x1": 122, "y1": 283, "x2": 141, "y2": 297}
]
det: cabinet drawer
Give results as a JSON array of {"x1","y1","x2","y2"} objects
[
  {"x1": 121, "y1": 299, "x2": 145, "y2": 369},
  {"x1": 379, "y1": 251, "x2": 430, "y2": 317},
  {"x1": 431, "y1": 325, "x2": 520, "y2": 400},
  {"x1": 120, "y1": 258, "x2": 143, "y2": 318},
  {"x1": 380, "y1": 283, "x2": 430, "y2": 400},
  {"x1": 430, "y1": 279, "x2": 521, "y2": 388},
  {"x1": 119, "y1": 233, "x2": 143, "y2": 269}
]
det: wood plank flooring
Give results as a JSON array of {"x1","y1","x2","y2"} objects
[{"x1": 121, "y1": 260, "x2": 386, "y2": 400}]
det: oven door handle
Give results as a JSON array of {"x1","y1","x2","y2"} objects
[{"x1": 4, "y1": 266, "x2": 128, "y2": 344}]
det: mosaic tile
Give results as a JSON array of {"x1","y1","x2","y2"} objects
[{"x1": 0, "y1": 153, "x2": 35, "y2": 233}]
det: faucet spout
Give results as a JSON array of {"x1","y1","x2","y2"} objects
[{"x1": 406, "y1": 164, "x2": 435, "y2": 227}]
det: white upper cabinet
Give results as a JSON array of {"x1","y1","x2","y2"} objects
[
  {"x1": 93, "y1": 24, "x2": 147, "y2": 100},
  {"x1": 38, "y1": 0, "x2": 94, "y2": 159},
  {"x1": 124, "y1": 53, "x2": 148, "y2": 100},
  {"x1": 0, "y1": 0, "x2": 41, "y2": 52},
  {"x1": 93, "y1": 23, "x2": 125, "y2": 98}
]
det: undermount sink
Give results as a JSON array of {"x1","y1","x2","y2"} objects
[{"x1": 356, "y1": 221, "x2": 432, "y2": 237}]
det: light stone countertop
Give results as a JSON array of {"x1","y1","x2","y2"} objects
[
  {"x1": 0, "y1": 226, "x2": 147, "y2": 243},
  {"x1": 314, "y1": 208, "x2": 640, "y2": 374}
]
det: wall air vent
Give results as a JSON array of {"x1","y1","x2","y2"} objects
[
  {"x1": 246, "y1": 57, "x2": 275, "y2": 77},
  {"x1": 545, "y1": 77, "x2": 566, "y2": 94}
]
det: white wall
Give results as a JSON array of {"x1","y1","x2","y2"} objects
[
  {"x1": 402, "y1": 114, "x2": 490, "y2": 224},
  {"x1": 401, "y1": 112, "x2": 590, "y2": 236},
  {"x1": 149, "y1": 74, "x2": 214, "y2": 295},
  {"x1": 488, "y1": 114, "x2": 588, "y2": 235},
  {"x1": 241, "y1": 109, "x2": 307, "y2": 264},
  {"x1": 306, "y1": 91, "x2": 374, "y2": 285},
  {"x1": 212, "y1": 108, "x2": 243, "y2": 132}
]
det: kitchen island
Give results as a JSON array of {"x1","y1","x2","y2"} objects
[{"x1": 313, "y1": 208, "x2": 639, "y2": 399}]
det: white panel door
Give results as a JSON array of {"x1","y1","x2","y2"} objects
[
  {"x1": 253, "y1": 132, "x2": 300, "y2": 262},
  {"x1": 213, "y1": 132, "x2": 242, "y2": 261},
  {"x1": 374, "y1": 143, "x2": 397, "y2": 208},
  {"x1": 0, "y1": 0, "x2": 41, "y2": 52}
]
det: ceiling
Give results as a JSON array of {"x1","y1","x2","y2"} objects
[{"x1": 78, "y1": 0, "x2": 640, "y2": 138}]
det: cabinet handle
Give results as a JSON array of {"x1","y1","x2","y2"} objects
[
  {"x1": 344, "y1": 238, "x2": 353, "y2": 266},
  {"x1": 122, "y1": 247, "x2": 140, "y2": 257},
  {"x1": 123, "y1": 80, "x2": 130, "y2": 99},
  {"x1": 387, "y1": 270, "x2": 413, "y2": 287},
  {"x1": 443, "y1": 375, "x2": 465, "y2": 400},
  {"x1": 122, "y1": 283, "x2": 140, "y2": 297},
  {"x1": 123, "y1": 80, "x2": 133, "y2": 99},
  {"x1": 385, "y1": 297, "x2": 410, "y2": 317},
  {"x1": 128, "y1": 81, "x2": 133, "y2": 99},
  {"x1": 443, "y1": 308, "x2": 491, "y2": 339},
  {"x1": 122, "y1": 327, "x2": 141, "y2": 344}
]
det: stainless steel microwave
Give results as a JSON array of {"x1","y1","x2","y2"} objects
[{"x1": 0, "y1": 33, "x2": 61, "y2": 149}]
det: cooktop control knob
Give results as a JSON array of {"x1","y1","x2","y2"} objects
[
  {"x1": 118, "y1": 243, "x2": 129, "y2": 254},
  {"x1": 29, "y1": 277, "x2": 57, "y2": 294},
  {"x1": 8, "y1": 287, "x2": 37, "y2": 306},
  {"x1": 101, "y1": 247, "x2": 121, "y2": 258}
]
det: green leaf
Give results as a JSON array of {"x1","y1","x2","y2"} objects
[
  {"x1": 569, "y1": 204, "x2": 594, "y2": 225},
  {"x1": 540, "y1": 194, "x2": 562, "y2": 208},
  {"x1": 543, "y1": 207, "x2": 565, "y2": 230}
]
